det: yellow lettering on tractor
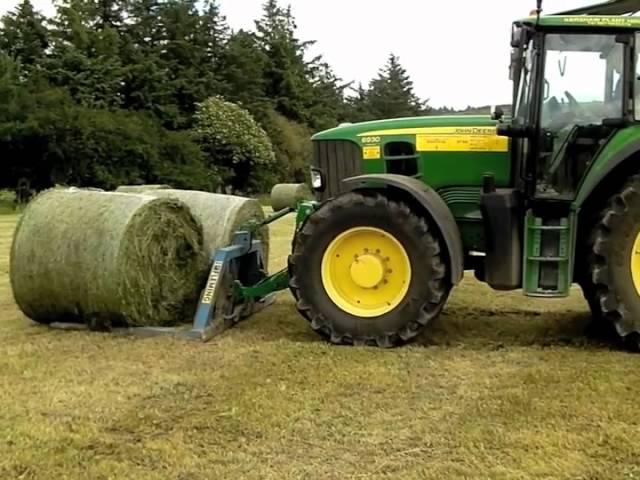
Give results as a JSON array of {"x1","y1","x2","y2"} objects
[
  {"x1": 416, "y1": 133, "x2": 508, "y2": 152},
  {"x1": 357, "y1": 126, "x2": 509, "y2": 153}
]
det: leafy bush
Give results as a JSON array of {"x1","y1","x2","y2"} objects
[
  {"x1": 151, "y1": 130, "x2": 220, "y2": 192},
  {"x1": 261, "y1": 108, "x2": 312, "y2": 184},
  {"x1": 192, "y1": 95, "x2": 276, "y2": 194},
  {"x1": 0, "y1": 69, "x2": 216, "y2": 192}
]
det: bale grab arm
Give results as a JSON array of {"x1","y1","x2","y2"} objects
[
  {"x1": 186, "y1": 200, "x2": 318, "y2": 341},
  {"x1": 48, "y1": 201, "x2": 318, "y2": 342}
]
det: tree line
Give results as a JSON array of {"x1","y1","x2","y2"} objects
[{"x1": 0, "y1": 0, "x2": 478, "y2": 195}]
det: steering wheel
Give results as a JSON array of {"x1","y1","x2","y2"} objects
[
  {"x1": 542, "y1": 90, "x2": 585, "y2": 131},
  {"x1": 564, "y1": 90, "x2": 580, "y2": 110}
]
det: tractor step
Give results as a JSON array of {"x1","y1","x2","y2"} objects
[{"x1": 522, "y1": 210, "x2": 577, "y2": 297}]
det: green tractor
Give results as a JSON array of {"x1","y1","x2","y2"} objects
[
  {"x1": 29, "y1": 0, "x2": 640, "y2": 350},
  {"x1": 287, "y1": 1, "x2": 640, "y2": 348}
]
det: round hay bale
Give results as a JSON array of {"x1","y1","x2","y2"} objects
[
  {"x1": 270, "y1": 183, "x2": 313, "y2": 211},
  {"x1": 10, "y1": 188, "x2": 208, "y2": 328},
  {"x1": 115, "y1": 184, "x2": 172, "y2": 193},
  {"x1": 63, "y1": 186, "x2": 104, "y2": 192},
  {"x1": 138, "y1": 189, "x2": 270, "y2": 267}
]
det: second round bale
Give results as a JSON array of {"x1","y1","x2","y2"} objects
[
  {"x1": 115, "y1": 184, "x2": 172, "y2": 193},
  {"x1": 133, "y1": 189, "x2": 270, "y2": 268},
  {"x1": 270, "y1": 183, "x2": 313, "y2": 211}
]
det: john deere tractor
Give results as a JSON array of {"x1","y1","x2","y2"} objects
[{"x1": 286, "y1": 1, "x2": 640, "y2": 348}]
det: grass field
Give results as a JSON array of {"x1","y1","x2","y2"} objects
[
  {"x1": 0, "y1": 190, "x2": 17, "y2": 215},
  {"x1": 2, "y1": 211, "x2": 640, "y2": 479}
]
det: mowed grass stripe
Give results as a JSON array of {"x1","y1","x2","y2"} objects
[{"x1": 0, "y1": 215, "x2": 19, "y2": 225}]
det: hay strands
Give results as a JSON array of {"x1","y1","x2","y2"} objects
[{"x1": 48, "y1": 206, "x2": 305, "y2": 342}]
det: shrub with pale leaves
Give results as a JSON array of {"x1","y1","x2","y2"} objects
[{"x1": 193, "y1": 96, "x2": 276, "y2": 193}]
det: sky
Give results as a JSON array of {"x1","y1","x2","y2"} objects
[{"x1": 0, "y1": 0, "x2": 598, "y2": 109}]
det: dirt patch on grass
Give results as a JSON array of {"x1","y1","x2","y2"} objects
[{"x1": 1, "y1": 212, "x2": 640, "y2": 479}]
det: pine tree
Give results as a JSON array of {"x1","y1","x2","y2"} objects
[
  {"x1": 123, "y1": 0, "x2": 161, "y2": 47},
  {"x1": 119, "y1": 0, "x2": 175, "y2": 121},
  {"x1": 345, "y1": 83, "x2": 373, "y2": 122},
  {"x1": 254, "y1": 0, "x2": 314, "y2": 122},
  {"x1": 306, "y1": 60, "x2": 350, "y2": 130},
  {"x1": 0, "y1": 0, "x2": 49, "y2": 72},
  {"x1": 44, "y1": 0, "x2": 125, "y2": 109},
  {"x1": 254, "y1": 0, "x2": 347, "y2": 130},
  {"x1": 218, "y1": 29, "x2": 269, "y2": 116},
  {"x1": 200, "y1": 0, "x2": 229, "y2": 67},
  {"x1": 364, "y1": 53, "x2": 427, "y2": 120},
  {"x1": 152, "y1": 0, "x2": 225, "y2": 127},
  {"x1": 92, "y1": 0, "x2": 125, "y2": 29}
]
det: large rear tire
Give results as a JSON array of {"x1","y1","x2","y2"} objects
[
  {"x1": 588, "y1": 174, "x2": 640, "y2": 350},
  {"x1": 288, "y1": 191, "x2": 450, "y2": 347}
]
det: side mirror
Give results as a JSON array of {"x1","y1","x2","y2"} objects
[
  {"x1": 511, "y1": 25, "x2": 523, "y2": 48},
  {"x1": 491, "y1": 105, "x2": 505, "y2": 121},
  {"x1": 509, "y1": 48, "x2": 521, "y2": 81},
  {"x1": 497, "y1": 123, "x2": 533, "y2": 138}
]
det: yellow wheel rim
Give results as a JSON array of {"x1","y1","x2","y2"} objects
[
  {"x1": 631, "y1": 230, "x2": 640, "y2": 296},
  {"x1": 321, "y1": 227, "x2": 412, "y2": 318}
]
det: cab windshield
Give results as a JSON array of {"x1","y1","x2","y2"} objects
[
  {"x1": 541, "y1": 33, "x2": 623, "y2": 131},
  {"x1": 537, "y1": 33, "x2": 624, "y2": 197}
]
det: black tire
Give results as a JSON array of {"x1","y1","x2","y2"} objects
[
  {"x1": 588, "y1": 174, "x2": 640, "y2": 350},
  {"x1": 288, "y1": 191, "x2": 450, "y2": 347},
  {"x1": 578, "y1": 275, "x2": 620, "y2": 341},
  {"x1": 580, "y1": 278, "x2": 602, "y2": 321},
  {"x1": 577, "y1": 228, "x2": 605, "y2": 329}
]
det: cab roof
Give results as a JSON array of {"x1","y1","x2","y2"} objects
[
  {"x1": 517, "y1": 0, "x2": 640, "y2": 29},
  {"x1": 519, "y1": 14, "x2": 640, "y2": 29}
]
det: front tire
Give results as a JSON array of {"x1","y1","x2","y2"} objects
[
  {"x1": 589, "y1": 174, "x2": 640, "y2": 350},
  {"x1": 288, "y1": 191, "x2": 450, "y2": 347}
]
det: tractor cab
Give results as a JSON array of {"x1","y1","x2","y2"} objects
[
  {"x1": 481, "y1": 9, "x2": 640, "y2": 297},
  {"x1": 499, "y1": 11, "x2": 640, "y2": 203}
]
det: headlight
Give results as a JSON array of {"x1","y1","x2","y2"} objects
[{"x1": 310, "y1": 168, "x2": 323, "y2": 190}]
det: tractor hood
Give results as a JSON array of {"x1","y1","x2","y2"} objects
[{"x1": 312, "y1": 114, "x2": 500, "y2": 143}]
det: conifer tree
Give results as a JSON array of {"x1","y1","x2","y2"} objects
[
  {"x1": 0, "y1": 0, "x2": 49, "y2": 72},
  {"x1": 364, "y1": 53, "x2": 428, "y2": 120}
]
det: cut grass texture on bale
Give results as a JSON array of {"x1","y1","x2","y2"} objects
[
  {"x1": 134, "y1": 189, "x2": 270, "y2": 266},
  {"x1": 10, "y1": 188, "x2": 208, "y2": 328},
  {"x1": 270, "y1": 183, "x2": 313, "y2": 211},
  {"x1": 115, "y1": 184, "x2": 172, "y2": 193}
]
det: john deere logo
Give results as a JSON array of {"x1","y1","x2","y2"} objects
[{"x1": 452, "y1": 127, "x2": 496, "y2": 135}]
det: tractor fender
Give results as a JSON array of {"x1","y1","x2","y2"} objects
[
  {"x1": 342, "y1": 173, "x2": 464, "y2": 285},
  {"x1": 576, "y1": 138, "x2": 640, "y2": 207}
]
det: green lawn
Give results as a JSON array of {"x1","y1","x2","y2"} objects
[
  {"x1": 1, "y1": 212, "x2": 640, "y2": 479},
  {"x1": 0, "y1": 190, "x2": 17, "y2": 215}
]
